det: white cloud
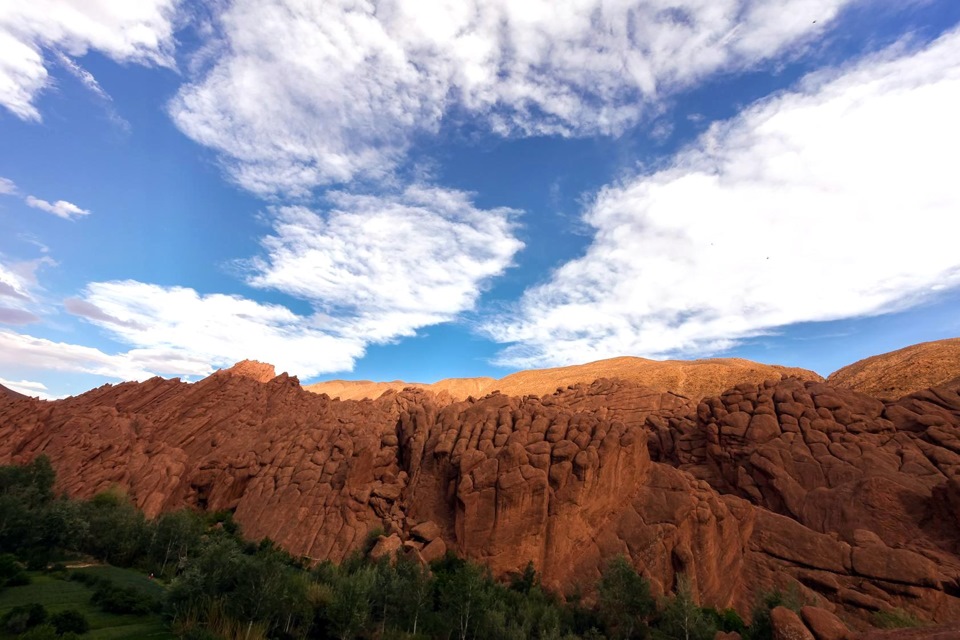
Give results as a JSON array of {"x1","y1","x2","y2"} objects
[
  {"x1": 0, "y1": 177, "x2": 17, "y2": 195},
  {"x1": 55, "y1": 186, "x2": 521, "y2": 380},
  {"x1": 486, "y1": 28, "x2": 960, "y2": 368},
  {"x1": 0, "y1": 257, "x2": 53, "y2": 302},
  {"x1": 71, "y1": 281, "x2": 365, "y2": 379},
  {"x1": 25, "y1": 195, "x2": 90, "y2": 220},
  {"x1": 248, "y1": 186, "x2": 523, "y2": 342},
  {"x1": 0, "y1": 329, "x2": 158, "y2": 381},
  {"x1": 0, "y1": 0, "x2": 180, "y2": 120},
  {"x1": 0, "y1": 308, "x2": 40, "y2": 325},
  {"x1": 52, "y1": 50, "x2": 130, "y2": 131},
  {"x1": 171, "y1": 0, "x2": 853, "y2": 195},
  {"x1": 0, "y1": 376, "x2": 60, "y2": 400}
]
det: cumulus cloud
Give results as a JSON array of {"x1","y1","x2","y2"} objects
[
  {"x1": 25, "y1": 196, "x2": 90, "y2": 220},
  {"x1": 171, "y1": 0, "x2": 852, "y2": 195},
  {"x1": 248, "y1": 186, "x2": 523, "y2": 342},
  {"x1": 486, "y1": 28, "x2": 960, "y2": 368},
  {"x1": 56, "y1": 186, "x2": 522, "y2": 380},
  {"x1": 0, "y1": 0, "x2": 180, "y2": 120},
  {"x1": 69, "y1": 281, "x2": 365, "y2": 379}
]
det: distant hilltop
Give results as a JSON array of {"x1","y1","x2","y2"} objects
[{"x1": 304, "y1": 355, "x2": 822, "y2": 401}]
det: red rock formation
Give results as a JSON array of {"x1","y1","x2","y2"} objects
[{"x1": 1, "y1": 354, "x2": 959, "y2": 633}]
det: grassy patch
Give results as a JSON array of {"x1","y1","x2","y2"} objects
[
  {"x1": 872, "y1": 608, "x2": 924, "y2": 629},
  {"x1": 0, "y1": 571, "x2": 173, "y2": 639},
  {"x1": 73, "y1": 565, "x2": 166, "y2": 598}
]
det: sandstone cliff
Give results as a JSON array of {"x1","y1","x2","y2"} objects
[{"x1": 1, "y1": 355, "x2": 959, "y2": 634}]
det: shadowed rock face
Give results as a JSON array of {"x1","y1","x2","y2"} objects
[{"x1": 2, "y1": 360, "x2": 959, "y2": 632}]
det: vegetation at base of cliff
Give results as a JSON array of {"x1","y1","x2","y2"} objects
[{"x1": 0, "y1": 456, "x2": 807, "y2": 640}]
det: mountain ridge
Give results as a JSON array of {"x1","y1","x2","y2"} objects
[
  {"x1": 2, "y1": 341, "x2": 960, "y2": 636},
  {"x1": 305, "y1": 355, "x2": 823, "y2": 402}
]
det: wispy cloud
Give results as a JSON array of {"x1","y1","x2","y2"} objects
[
  {"x1": 25, "y1": 196, "x2": 90, "y2": 220},
  {"x1": 52, "y1": 51, "x2": 131, "y2": 132},
  {"x1": 0, "y1": 257, "x2": 52, "y2": 303},
  {"x1": 171, "y1": 0, "x2": 854, "y2": 196},
  {"x1": 0, "y1": 0, "x2": 180, "y2": 121},
  {"x1": 0, "y1": 308, "x2": 40, "y2": 325},
  {"x1": 486, "y1": 28, "x2": 960, "y2": 368},
  {"x1": 0, "y1": 177, "x2": 17, "y2": 195}
]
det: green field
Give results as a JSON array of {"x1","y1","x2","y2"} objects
[{"x1": 0, "y1": 569, "x2": 174, "y2": 639}]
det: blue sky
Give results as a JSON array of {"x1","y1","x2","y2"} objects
[{"x1": 1, "y1": 0, "x2": 959, "y2": 399}]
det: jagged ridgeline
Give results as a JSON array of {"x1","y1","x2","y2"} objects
[{"x1": 2, "y1": 339, "x2": 960, "y2": 637}]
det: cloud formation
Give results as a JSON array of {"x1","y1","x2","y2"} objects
[
  {"x1": 0, "y1": 328, "x2": 178, "y2": 381},
  {"x1": 56, "y1": 186, "x2": 522, "y2": 380},
  {"x1": 0, "y1": 376, "x2": 56, "y2": 400},
  {"x1": 0, "y1": 308, "x2": 40, "y2": 325},
  {"x1": 171, "y1": 0, "x2": 852, "y2": 195},
  {"x1": 69, "y1": 281, "x2": 364, "y2": 379},
  {"x1": 25, "y1": 196, "x2": 90, "y2": 220},
  {"x1": 487, "y1": 28, "x2": 960, "y2": 368},
  {"x1": 0, "y1": 177, "x2": 17, "y2": 195},
  {"x1": 0, "y1": 0, "x2": 180, "y2": 120},
  {"x1": 248, "y1": 186, "x2": 523, "y2": 342}
]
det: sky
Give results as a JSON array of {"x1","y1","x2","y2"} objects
[{"x1": 1, "y1": 1, "x2": 959, "y2": 400}]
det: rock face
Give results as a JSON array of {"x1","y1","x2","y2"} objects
[
  {"x1": 305, "y1": 356, "x2": 822, "y2": 402},
  {"x1": 828, "y1": 339, "x2": 960, "y2": 401},
  {"x1": 1, "y1": 349, "x2": 959, "y2": 632}
]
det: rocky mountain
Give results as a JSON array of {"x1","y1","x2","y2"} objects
[
  {"x1": 828, "y1": 338, "x2": 960, "y2": 401},
  {"x1": 305, "y1": 355, "x2": 822, "y2": 402},
  {"x1": 2, "y1": 345, "x2": 960, "y2": 637}
]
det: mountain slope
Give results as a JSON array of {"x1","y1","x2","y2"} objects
[{"x1": 828, "y1": 338, "x2": 960, "y2": 400}]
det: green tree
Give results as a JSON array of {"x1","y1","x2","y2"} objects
[
  {"x1": 655, "y1": 575, "x2": 716, "y2": 640},
  {"x1": 149, "y1": 509, "x2": 204, "y2": 578},
  {"x1": 394, "y1": 554, "x2": 432, "y2": 636},
  {"x1": 436, "y1": 557, "x2": 490, "y2": 640},
  {"x1": 597, "y1": 555, "x2": 654, "y2": 640},
  {"x1": 327, "y1": 565, "x2": 375, "y2": 640},
  {"x1": 82, "y1": 489, "x2": 148, "y2": 565}
]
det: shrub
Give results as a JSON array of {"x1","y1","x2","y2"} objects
[
  {"x1": 51, "y1": 609, "x2": 90, "y2": 635},
  {"x1": 17, "y1": 623, "x2": 59, "y2": 640},
  {"x1": 5, "y1": 570, "x2": 31, "y2": 586},
  {"x1": 1, "y1": 602, "x2": 48, "y2": 634},
  {"x1": 91, "y1": 580, "x2": 158, "y2": 615}
]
